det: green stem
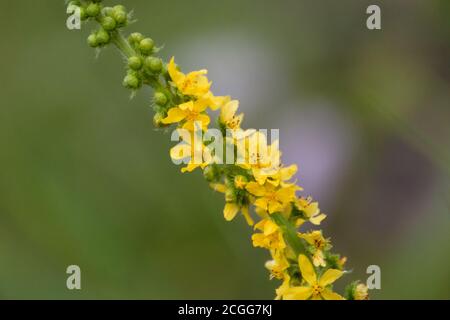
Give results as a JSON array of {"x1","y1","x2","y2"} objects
[
  {"x1": 271, "y1": 212, "x2": 307, "y2": 256},
  {"x1": 111, "y1": 31, "x2": 135, "y2": 58}
]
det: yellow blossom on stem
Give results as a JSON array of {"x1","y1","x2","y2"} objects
[
  {"x1": 295, "y1": 197, "x2": 327, "y2": 226},
  {"x1": 283, "y1": 255, "x2": 344, "y2": 300},
  {"x1": 162, "y1": 100, "x2": 211, "y2": 131},
  {"x1": 168, "y1": 57, "x2": 211, "y2": 97},
  {"x1": 220, "y1": 100, "x2": 244, "y2": 130},
  {"x1": 252, "y1": 218, "x2": 286, "y2": 250},
  {"x1": 253, "y1": 164, "x2": 299, "y2": 187},
  {"x1": 265, "y1": 250, "x2": 290, "y2": 280},
  {"x1": 246, "y1": 182, "x2": 298, "y2": 214},
  {"x1": 299, "y1": 230, "x2": 330, "y2": 267}
]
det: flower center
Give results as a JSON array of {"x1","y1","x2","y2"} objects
[
  {"x1": 186, "y1": 110, "x2": 199, "y2": 121},
  {"x1": 312, "y1": 284, "x2": 323, "y2": 297}
]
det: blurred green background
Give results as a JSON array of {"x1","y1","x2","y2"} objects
[{"x1": 0, "y1": 0, "x2": 449, "y2": 299}]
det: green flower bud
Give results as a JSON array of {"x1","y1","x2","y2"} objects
[
  {"x1": 128, "y1": 56, "x2": 143, "y2": 71},
  {"x1": 203, "y1": 165, "x2": 217, "y2": 182},
  {"x1": 345, "y1": 281, "x2": 369, "y2": 300},
  {"x1": 112, "y1": 10, "x2": 127, "y2": 25},
  {"x1": 145, "y1": 56, "x2": 163, "y2": 73},
  {"x1": 102, "y1": 6, "x2": 113, "y2": 17},
  {"x1": 87, "y1": 33, "x2": 98, "y2": 48},
  {"x1": 128, "y1": 32, "x2": 144, "y2": 47},
  {"x1": 154, "y1": 92, "x2": 168, "y2": 106},
  {"x1": 123, "y1": 73, "x2": 141, "y2": 90},
  {"x1": 79, "y1": 7, "x2": 88, "y2": 21},
  {"x1": 86, "y1": 3, "x2": 101, "y2": 17},
  {"x1": 139, "y1": 38, "x2": 154, "y2": 55},
  {"x1": 96, "y1": 29, "x2": 110, "y2": 45},
  {"x1": 113, "y1": 5, "x2": 126, "y2": 12},
  {"x1": 101, "y1": 16, "x2": 116, "y2": 31},
  {"x1": 153, "y1": 113, "x2": 167, "y2": 128}
]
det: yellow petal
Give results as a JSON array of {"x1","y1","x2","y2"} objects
[
  {"x1": 310, "y1": 213, "x2": 327, "y2": 225},
  {"x1": 283, "y1": 286, "x2": 313, "y2": 300},
  {"x1": 263, "y1": 220, "x2": 278, "y2": 236},
  {"x1": 252, "y1": 168, "x2": 268, "y2": 185},
  {"x1": 275, "y1": 186, "x2": 296, "y2": 203},
  {"x1": 253, "y1": 219, "x2": 266, "y2": 231},
  {"x1": 168, "y1": 57, "x2": 184, "y2": 84},
  {"x1": 210, "y1": 183, "x2": 226, "y2": 193},
  {"x1": 178, "y1": 101, "x2": 194, "y2": 111},
  {"x1": 254, "y1": 198, "x2": 269, "y2": 211},
  {"x1": 209, "y1": 95, "x2": 231, "y2": 111},
  {"x1": 303, "y1": 202, "x2": 320, "y2": 218},
  {"x1": 220, "y1": 100, "x2": 239, "y2": 122},
  {"x1": 298, "y1": 255, "x2": 317, "y2": 286},
  {"x1": 245, "y1": 182, "x2": 267, "y2": 197},
  {"x1": 161, "y1": 107, "x2": 187, "y2": 124},
  {"x1": 318, "y1": 269, "x2": 343, "y2": 287},
  {"x1": 279, "y1": 164, "x2": 298, "y2": 181},
  {"x1": 268, "y1": 200, "x2": 283, "y2": 214},
  {"x1": 196, "y1": 114, "x2": 211, "y2": 130},
  {"x1": 241, "y1": 206, "x2": 254, "y2": 226},
  {"x1": 321, "y1": 288, "x2": 344, "y2": 300},
  {"x1": 224, "y1": 203, "x2": 239, "y2": 221},
  {"x1": 181, "y1": 162, "x2": 201, "y2": 173},
  {"x1": 192, "y1": 99, "x2": 209, "y2": 113}
]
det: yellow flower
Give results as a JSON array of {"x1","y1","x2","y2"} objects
[
  {"x1": 283, "y1": 255, "x2": 344, "y2": 300},
  {"x1": 246, "y1": 182, "x2": 298, "y2": 214},
  {"x1": 240, "y1": 132, "x2": 281, "y2": 173},
  {"x1": 161, "y1": 100, "x2": 210, "y2": 131},
  {"x1": 295, "y1": 197, "x2": 327, "y2": 226},
  {"x1": 234, "y1": 175, "x2": 248, "y2": 189},
  {"x1": 265, "y1": 250, "x2": 289, "y2": 280},
  {"x1": 252, "y1": 218, "x2": 286, "y2": 250},
  {"x1": 253, "y1": 164, "x2": 299, "y2": 187},
  {"x1": 299, "y1": 231, "x2": 330, "y2": 267},
  {"x1": 170, "y1": 129, "x2": 211, "y2": 172},
  {"x1": 235, "y1": 131, "x2": 297, "y2": 188},
  {"x1": 220, "y1": 100, "x2": 244, "y2": 129},
  {"x1": 168, "y1": 57, "x2": 211, "y2": 97}
]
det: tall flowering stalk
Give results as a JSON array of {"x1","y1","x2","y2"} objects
[{"x1": 66, "y1": 0, "x2": 368, "y2": 300}]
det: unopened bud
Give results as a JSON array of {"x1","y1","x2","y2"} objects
[
  {"x1": 139, "y1": 38, "x2": 154, "y2": 55},
  {"x1": 154, "y1": 92, "x2": 168, "y2": 106}
]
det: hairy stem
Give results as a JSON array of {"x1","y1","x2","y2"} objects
[{"x1": 111, "y1": 31, "x2": 135, "y2": 58}]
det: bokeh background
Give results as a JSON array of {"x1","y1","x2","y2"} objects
[{"x1": 0, "y1": 0, "x2": 449, "y2": 299}]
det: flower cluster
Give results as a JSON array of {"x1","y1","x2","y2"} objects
[{"x1": 67, "y1": 0, "x2": 368, "y2": 300}]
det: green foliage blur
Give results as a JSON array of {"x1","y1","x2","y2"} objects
[{"x1": 0, "y1": 0, "x2": 449, "y2": 299}]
